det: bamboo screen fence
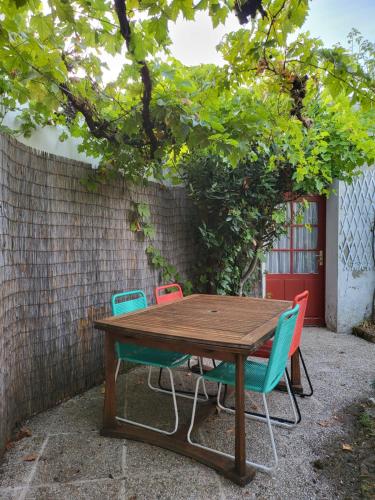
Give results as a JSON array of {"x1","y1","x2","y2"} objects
[{"x1": 0, "y1": 134, "x2": 195, "y2": 456}]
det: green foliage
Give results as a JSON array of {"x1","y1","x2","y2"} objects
[
  {"x1": 130, "y1": 202, "x2": 155, "y2": 238},
  {"x1": 146, "y1": 246, "x2": 193, "y2": 295},
  {"x1": 183, "y1": 83, "x2": 375, "y2": 295},
  {"x1": 359, "y1": 412, "x2": 374, "y2": 433},
  {"x1": 0, "y1": 0, "x2": 373, "y2": 186},
  {"x1": 184, "y1": 152, "x2": 299, "y2": 295}
]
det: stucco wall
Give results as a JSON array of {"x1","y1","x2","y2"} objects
[
  {"x1": 326, "y1": 166, "x2": 375, "y2": 333},
  {"x1": 0, "y1": 134, "x2": 195, "y2": 456},
  {"x1": 325, "y1": 180, "x2": 339, "y2": 331},
  {"x1": 2, "y1": 110, "x2": 99, "y2": 166}
]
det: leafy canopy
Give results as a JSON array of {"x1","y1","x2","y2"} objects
[{"x1": 0, "y1": 0, "x2": 374, "y2": 190}]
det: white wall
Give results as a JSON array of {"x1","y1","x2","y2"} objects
[
  {"x1": 326, "y1": 166, "x2": 375, "y2": 333},
  {"x1": 3, "y1": 111, "x2": 98, "y2": 166},
  {"x1": 325, "y1": 180, "x2": 339, "y2": 331}
]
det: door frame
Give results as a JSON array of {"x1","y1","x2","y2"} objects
[{"x1": 265, "y1": 195, "x2": 326, "y2": 326}]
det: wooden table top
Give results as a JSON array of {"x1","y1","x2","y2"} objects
[{"x1": 94, "y1": 294, "x2": 292, "y2": 353}]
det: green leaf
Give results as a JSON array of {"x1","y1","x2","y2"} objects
[
  {"x1": 54, "y1": 0, "x2": 75, "y2": 23},
  {"x1": 15, "y1": 0, "x2": 29, "y2": 7}
]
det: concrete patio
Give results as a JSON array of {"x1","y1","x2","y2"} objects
[{"x1": 1, "y1": 327, "x2": 374, "y2": 500}]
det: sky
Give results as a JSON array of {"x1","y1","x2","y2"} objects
[{"x1": 168, "y1": 0, "x2": 375, "y2": 66}]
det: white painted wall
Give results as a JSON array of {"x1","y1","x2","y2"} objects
[
  {"x1": 2, "y1": 111, "x2": 98, "y2": 166},
  {"x1": 326, "y1": 166, "x2": 375, "y2": 333},
  {"x1": 2, "y1": 111, "x2": 172, "y2": 185},
  {"x1": 325, "y1": 180, "x2": 339, "y2": 331}
]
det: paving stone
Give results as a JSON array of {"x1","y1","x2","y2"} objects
[
  {"x1": 0, "y1": 436, "x2": 46, "y2": 489},
  {"x1": 30, "y1": 434, "x2": 123, "y2": 485},
  {"x1": 125, "y1": 441, "x2": 211, "y2": 475},
  {"x1": 24, "y1": 392, "x2": 104, "y2": 437},
  {"x1": 0, "y1": 487, "x2": 25, "y2": 500},
  {"x1": 0, "y1": 328, "x2": 374, "y2": 499},
  {"x1": 122, "y1": 469, "x2": 220, "y2": 500},
  {"x1": 24, "y1": 479, "x2": 124, "y2": 500}
]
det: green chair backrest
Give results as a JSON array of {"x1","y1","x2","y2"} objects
[
  {"x1": 111, "y1": 290, "x2": 147, "y2": 360},
  {"x1": 262, "y1": 304, "x2": 300, "y2": 393},
  {"x1": 111, "y1": 290, "x2": 147, "y2": 316}
]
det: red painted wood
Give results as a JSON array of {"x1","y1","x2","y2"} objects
[{"x1": 266, "y1": 196, "x2": 325, "y2": 326}]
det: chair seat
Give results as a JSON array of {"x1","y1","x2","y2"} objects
[
  {"x1": 252, "y1": 339, "x2": 273, "y2": 358},
  {"x1": 203, "y1": 359, "x2": 271, "y2": 393},
  {"x1": 116, "y1": 343, "x2": 190, "y2": 368}
]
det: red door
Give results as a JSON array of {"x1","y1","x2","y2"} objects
[{"x1": 265, "y1": 196, "x2": 325, "y2": 326}]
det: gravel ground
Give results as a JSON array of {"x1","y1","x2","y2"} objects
[{"x1": 1, "y1": 327, "x2": 375, "y2": 500}]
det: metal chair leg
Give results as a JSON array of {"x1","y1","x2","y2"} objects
[
  {"x1": 155, "y1": 355, "x2": 217, "y2": 399},
  {"x1": 116, "y1": 367, "x2": 179, "y2": 435},
  {"x1": 115, "y1": 359, "x2": 121, "y2": 382},
  {"x1": 297, "y1": 348, "x2": 314, "y2": 397},
  {"x1": 158, "y1": 358, "x2": 217, "y2": 399},
  {"x1": 198, "y1": 357, "x2": 209, "y2": 400},
  {"x1": 189, "y1": 357, "x2": 216, "y2": 373},
  {"x1": 187, "y1": 378, "x2": 279, "y2": 473},
  {"x1": 262, "y1": 393, "x2": 278, "y2": 471},
  {"x1": 219, "y1": 370, "x2": 301, "y2": 427},
  {"x1": 148, "y1": 365, "x2": 209, "y2": 401}
]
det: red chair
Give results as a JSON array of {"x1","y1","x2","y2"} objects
[
  {"x1": 252, "y1": 290, "x2": 313, "y2": 398},
  {"x1": 155, "y1": 283, "x2": 183, "y2": 305},
  {"x1": 222, "y1": 291, "x2": 312, "y2": 425}
]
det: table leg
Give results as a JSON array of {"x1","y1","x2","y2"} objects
[
  {"x1": 276, "y1": 351, "x2": 303, "y2": 394},
  {"x1": 290, "y1": 350, "x2": 303, "y2": 394},
  {"x1": 235, "y1": 353, "x2": 246, "y2": 477},
  {"x1": 103, "y1": 332, "x2": 117, "y2": 429}
]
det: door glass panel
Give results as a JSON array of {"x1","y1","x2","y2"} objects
[
  {"x1": 293, "y1": 251, "x2": 318, "y2": 274},
  {"x1": 293, "y1": 227, "x2": 318, "y2": 249},
  {"x1": 266, "y1": 252, "x2": 291, "y2": 273},
  {"x1": 272, "y1": 230, "x2": 291, "y2": 249},
  {"x1": 294, "y1": 202, "x2": 318, "y2": 224}
]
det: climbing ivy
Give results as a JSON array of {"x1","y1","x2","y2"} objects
[
  {"x1": 129, "y1": 202, "x2": 193, "y2": 294},
  {"x1": 130, "y1": 202, "x2": 155, "y2": 239}
]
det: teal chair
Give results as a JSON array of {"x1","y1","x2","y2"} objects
[
  {"x1": 187, "y1": 304, "x2": 300, "y2": 472},
  {"x1": 112, "y1": 290, "x2": 192, "y2": 435}
]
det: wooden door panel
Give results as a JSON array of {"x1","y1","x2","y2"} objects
[
  {"x1": 266, "y1": 279, "x2": 284, "y2": 300},
  {"x1": 284, "y1": 279, "x2": 306, "y2": 301},
  {"x1": 303, "y1": 278, "x2": 324, "y2": 323}
]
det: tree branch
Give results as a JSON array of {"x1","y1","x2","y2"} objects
[
  {"x1": 238, "y1": 242, "x2": 260, "y2": 296},
  {"x1": 59, "y1": 83, "x2": 117, "y2": 143},
  {"x1": 114, "y1": 0, "x2": 131, "y2": 50},
  {"x1": 114, "y1": 0, "x2": 158, "y2": 157}
]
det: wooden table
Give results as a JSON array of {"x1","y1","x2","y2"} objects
[{"x1": 94, "y1": 294, "x2": 292, "y2": 486}]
